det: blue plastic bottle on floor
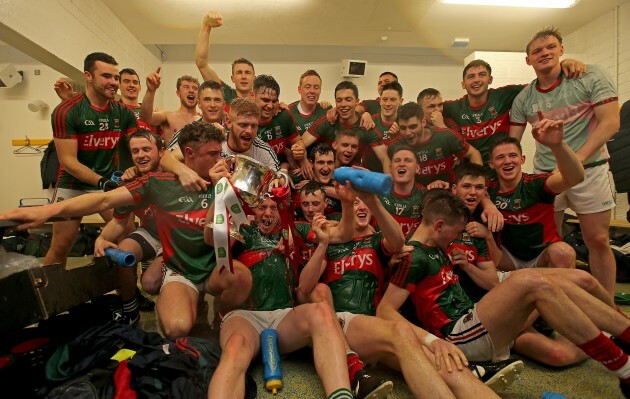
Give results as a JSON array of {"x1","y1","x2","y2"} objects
[
  {"x1": 261, "y1": 328, "x2": 282, "y2": 394},
  {"x1": 541, "y1": 392, "x2": 568, "y2": 399}
]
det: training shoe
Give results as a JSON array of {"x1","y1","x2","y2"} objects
[
  {"x1": 136, "y1": 289, "x2": 155, "y2": 312},
  {"x1": 469, "y1": 359, "x2": 524, "y2": 392},
  {"x1": 122, "y1": 310, "x2": 140, "y2": 326},
  {"x1": 352, "y1": 369, "x2": 393, "y2": 399},
  {"x1": 612, "y1": 336, "x2": 630, "y2": 355}
]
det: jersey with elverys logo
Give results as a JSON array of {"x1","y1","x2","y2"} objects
[
  {"x1": 324, "y1": 233, "x2": 391, "y2": 316},
  {"x1": 256, "y1": 110, "x2": 299, "y2": 159},
  {"x1": 487, "y1": 172, "x2": 560, "y2": 261},
  {"x1": 124, "y1": 172, "x2": 215, "y2": 284},
  {"x1": 443, "y1": 85, "x2": 525, "y2": 167},
  {"x1": 52, "y1": 93, "x2": 137, "y2": 190}
]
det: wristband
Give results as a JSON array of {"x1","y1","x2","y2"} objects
[{"x1": 422, "y1": 333, "x2": 439, "y2": 346}]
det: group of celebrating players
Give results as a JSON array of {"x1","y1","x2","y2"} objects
[{"x1": 3, "y1": 9, "x2": 629, "y2": 399}]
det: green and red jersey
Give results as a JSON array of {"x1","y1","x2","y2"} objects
[
  {"x1": 257, "y1": 110, "x2": 299, "y2": 159},
  {"x1": 390, "y1": 241, "x2": 473, "y2": 337},
  {"x1": 324, "y1": 233, "x2": 391, "y2": 315},
  {"x1": 289, "y1": 177, "x2": 342, "y2": 221},
  {"x1": 307, "y1": 115, "x2": 383, "y2": 162},
  {"x1": 234, "y1": 224, "x2": 297, "y2": 311},
  {"x1": 117, "y1": 103, "x2": 160, "y2": 171},
  {"x1": 124, "y1": 172, "x2": 215, "y2": 283},
  {"x1": 114, "y1": 200, "x2": 159, "y2": 240},
  {"x1": 412, "y1": 127, "x2": 470, "y2": 186},
  {"x1": 363, "y1": 113, "x2": 403, "y2": 172},
  {"x1": 443, "y1": 85, "x2": 525, "y2": 166},
  {"x1": 379, "y1": 183, "x2": 426, "y2": 236},
  {"x1": 446, "y1": 230, "x2": 491, "y2": 303},
  {"x1": 287, "y1": 101, "x2": 331, "y2": 136},
  {"x1": 360, "y1": 98, "x2": 380, "y2": 115},
  {"x1": 52, "y1": 93, "x2": 137, "y2": 190},
  {"x1": 220, "y1": 81, "x2": 238, "y2": 112},
  {"x1": 487, "y1": 173, "x2": 560, "y2": 261}
]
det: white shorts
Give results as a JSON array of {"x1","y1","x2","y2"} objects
[
  {"x1": 222, "y1": 308, "x2": 293, "y2": 334},
  {"x1": 336, "y1": 311, "x2": 358, "y2": 334},
  {"x1": 497, "y1": 270, "x2": 512, "y2": 282},
  {"x1": 501, "y1": 245, "x2": 545, "y2": 270},
  {"x1": 445, "y1": 305, "x2": 511, "y2": 362},
  {"x1": 161, "y1": 266, "x2": 206, "y2": 294},
  {"x1": 549, "y1": 163, "x2": 615, "y2": 214},
  {"x1": 51, "y1": 187, "x2": 99, "y2": 203},
  {"x1": 128, "y1": 227, "x2": 163, "y2": 260}
]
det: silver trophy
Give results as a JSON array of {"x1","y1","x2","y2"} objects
[
  {"x1": 220, "y1": 155, "x2": 288, "y2": 241},
  {"x1": 225, "y1": 155, "x2": 289, "y2": 207}
]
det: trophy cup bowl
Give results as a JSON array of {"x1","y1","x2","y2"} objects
[{"x1": 225, "y1": 155, "x2": 289, "y2": 208}]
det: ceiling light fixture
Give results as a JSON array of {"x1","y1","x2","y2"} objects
[{"x1": 440, "y1": 0, "x2": 579, "y2": 8}]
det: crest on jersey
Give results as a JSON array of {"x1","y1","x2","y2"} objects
[
  {"x1": 488, "y1": 106, "x2": 498, "y2": 118},
  {"x1": 435, "y1": 148, "x2": 443, "y2": 157},
  {"x1": 114, "y1": 119, "x2": 120, "y2": 129},
  {"x1": 413, "y1": 205, "x2": 420, "y2": 214},
  {"x1": 274, "y1": 126, "x2": 282, "y2": 135},
  {"x1": 462, "y1": 232, "x2": 471, "y2": 241},
  {"x1": 514, "y1": 199, "x2": 522, "y2": 209}
]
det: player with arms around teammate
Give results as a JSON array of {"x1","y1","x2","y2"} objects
[
  {"x1": 94, "y1": 129, "x2": 165, "y2": 325},
  {"x1": 509, "y1": 27, "x2": 620, "y2": 297},
  {"x1": 47, "y1": 52, "x2": 137, "y2": 267},
  {"x1": 487, "y1": 133, "x2": 584, "y2": 272},
  {"x1": 1, "y1": 122, "x2": 252, "y2": 339}
]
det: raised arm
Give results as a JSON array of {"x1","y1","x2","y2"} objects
[
  {"x1": 372, "y1": 144, "x2": 391, "y2": 174},
  {"x1": 327, "y1": 181, "x2": 356, "y2": 244},
  {"x1": 139, "y1": 67, "x2": 167, "y2": 126},
  {"x1": 195, "y1": 11, "x2": 223, "y2": 83},
  {"x1": 297, "y1": 214, "x2": 330, "y2": 295},
  {"x1": 534, "y1": 118, "x2": 585, "y2": 193},
  {"x1": 362, "y1": 191, "x2": 404, "y2": 253}
]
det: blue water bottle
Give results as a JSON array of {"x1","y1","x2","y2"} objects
[
  {"x1": 110, "y1": 171, "x2": 124, "y2": 184},
  {"x1": 333, "y1": 167, "x2": 393, "y2": 196},
  {"x1": 104, "y1": 248, "x2": 136, "y2": 267},
  {"x1": 261, "y1": 329, "x2": 282, "y2": 394}
]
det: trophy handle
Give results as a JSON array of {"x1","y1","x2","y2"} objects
[
  {"x1": 224, "y1": 155, "x2": 235, "y2": 172},
  {"x1": 275, "y1": 171, "x2": 289, "y2": 188}
]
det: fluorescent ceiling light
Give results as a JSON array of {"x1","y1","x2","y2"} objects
[{"x1": 440, "y1": 0, "x2": 579, "y2": 8}]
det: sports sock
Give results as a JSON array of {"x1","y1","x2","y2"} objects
[
  {"x1": 327, "y1": 388, "x2": 353, "y2": 399},
  {"x1": 346, "y1": 351, "x2": 364, "y2": 384},
  {"x1": 123, "y1": 297, "x2": 138, "y2": 315},
  {"x1": 578, "y1": 333, "x2": 630, "y2": 381},
  {"x1": 617, "y1": 325, "x2": 630, "y2": 344}
]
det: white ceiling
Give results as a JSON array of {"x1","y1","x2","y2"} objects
[{"x1": 104, "y1": 0, "x2": 628, "y2": 63}]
